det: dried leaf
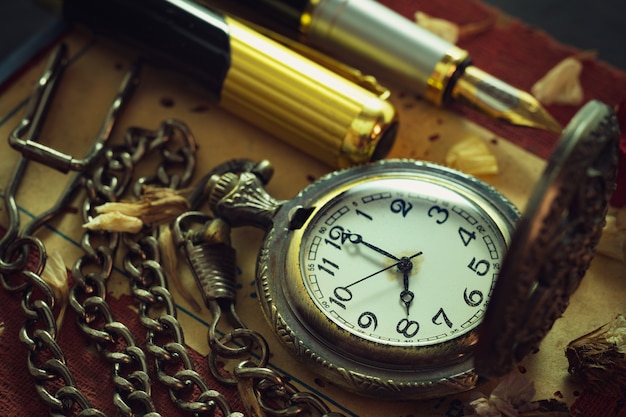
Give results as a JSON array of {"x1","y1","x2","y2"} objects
[
  {"x1": 40, "y1": 251, "x2": 69, "y2": 329},
  {"x1": 445, "y1": 137, "x2": 499, "y2": 176},
  {"x1": 566, "y1": 314, "x2": 626, "y2": 397},
  {"x1": 531, "y1": 57, "x2": 584, "y2": 105}
]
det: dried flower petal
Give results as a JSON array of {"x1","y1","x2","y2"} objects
[
  {"x1": 457, "y1": 16, "x2": 495, "y2": 40},
  {"x1": 415, "y1": 11, "x2": 460, "y2": 43},
  {"x1": 158, "y1": 224, "x2": 202, "y2": 312},
  {"x1": 467, "y1": 397, "x2": 501, "y2": 416},
  {"x1": 445, "y1": 137, "x2": 499, "y2": 176},
  {"x1": 414, "y1": 11, "x2": 494, "y2": 44},
  {"x1": 490, "y1": 373, "x2": 538, "y2": 415},
  {"x1": 531, "y1": 57, "x2": 584, "y2": 105},
  {"x1": 465, "y1": 373, "x2": 539, "y2": 416},
  {"x1": 85, "y1": 186, "x2": 191, "y2": 233},
  {"x1": 566, "y1": 314, "x2": 626, "y2": 397},
  {"x1": 84, "y1": 211, "x2": 143, "y2": 233},
  {"x1": 40, "y1": 251, "x2": 69, "y2": 329},
  {"x1": 95, "y1": 186, "x2": 189, "y2": 226},
  {"x1": 605, "y1": 314, "x2": 626, "y2": 352}
]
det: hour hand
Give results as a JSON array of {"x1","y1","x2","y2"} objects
[
  {"x1": 398, "y1": 257, "x2": 414, "y2": 315},
  {"x1": 347, "y1": 232, "x2": 399, "y2": 261}
]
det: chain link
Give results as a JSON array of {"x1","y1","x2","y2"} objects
[
  {"x1": 70, "y1": 129, "x2": 161, "y2": 417},
  {"x1": 1, "y1": 44, "x2": 114, "y2": 417},
  {"x1": 174, "y1": 161, "x2": 347, "y2": 417},
  {"x1": 112, "y1": 122, "x2": 245, "y2": 416},
  {"x1": 2, "y1": 44, "x2": 346, "y2": 417}
]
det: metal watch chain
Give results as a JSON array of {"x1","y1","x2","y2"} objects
[{"x1": 0, "y1": 45, "x2": 344, "y2": 417}]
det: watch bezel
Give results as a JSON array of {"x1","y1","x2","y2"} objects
[{"x1": 255, "y1": 159, "x2": 519, "y2": 398}]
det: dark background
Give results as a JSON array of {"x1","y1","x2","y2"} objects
[
  {"x1": 0, "y1": 2, "x2": 56, "y2": 63},
  {"x1": 481, "y1": 0, "x2": 626, "y2": 70},
  {"x1": 1, "y1": 0, "x2": 625, "y2": 85}
]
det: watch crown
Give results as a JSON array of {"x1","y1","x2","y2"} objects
[
  {"x1": 207, "y1": 172, "x2": 238, "y2": 212},
  {"x1": 205, "y1": 171, "x2": 282, "y2": 229}
]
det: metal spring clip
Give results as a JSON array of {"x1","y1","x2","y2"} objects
[{"x1": 1, "y1": 43, "x2": 138, "y2": 281}]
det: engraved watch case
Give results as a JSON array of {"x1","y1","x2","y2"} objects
[{"x1": 206, "y1": 100, "x2": 619, "y2": 399}]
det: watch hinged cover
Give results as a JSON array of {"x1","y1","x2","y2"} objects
[{"x1": 474, "y1": 100, "x2": 620, "y2": 377}]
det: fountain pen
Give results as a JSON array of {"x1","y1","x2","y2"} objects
[
  {"x1": 201, "y1": 0, "x2": 562, "y2": 132},
  {"x1": 36, "y1": 0, "x2": 398, "y2": 168}
]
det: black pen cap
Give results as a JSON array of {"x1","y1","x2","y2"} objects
[{"x1": 37, "y1": 0, "x2": 398, "y2": 167}]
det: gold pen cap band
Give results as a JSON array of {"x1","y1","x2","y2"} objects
[
  {"x1": 424, "y1": 46, "x2": 469, "y2": 106},
  {"x1": 220, "y1": 17, "x2": 398, "y2": 168}
]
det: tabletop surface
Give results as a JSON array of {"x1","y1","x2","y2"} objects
[{"x1": 1, "y1": 1, "x2": 625, "y2": 416}]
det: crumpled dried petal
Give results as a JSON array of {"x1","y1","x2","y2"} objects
[
  {"x1": 490, "y1": 373, "x2": 537, "y2": 415},
  {"x1": 468, "y1": 397, "x2": 501, "y2": 416},
  {"x1": 83, "y1": 186, "x2": 190, "y2": 233},
  {"x1": 158, "y1": 224, "x2": 202, "y2": 312},
  {"x1": 566, "y1": 314, "x2": 626, "y2": 397},
  {"x1": 414, "y1": 11, "x2": 494, "y2": 44},
  {"x1": 605, "y1": 314, "x2": 626, "y2": 352},
  {"x1": 96, "y1": 186, "x2": 189, "y2": 225},
  {"x1": 531, "y1": 57, "x2": 584, "y2": 105},
  {"x1": 415, "y1": 11, "x2": 460, "y2": 43},
  {"x1": 40, "y1": 250, "x2": 69, "y2": 329},
  {"x1": 466, "y1": 373, "x2": 539, "y2": 416},
  {"x1": 83, "y1": 211, "x2": 143, "y2": 233},
  {"x1": 445, "y1": 137, "x2": 499, "y2": 176}
]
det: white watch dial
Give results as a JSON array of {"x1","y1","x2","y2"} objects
[{"x1": 299, "y1": 176, "x2": 507, "y2": 347}]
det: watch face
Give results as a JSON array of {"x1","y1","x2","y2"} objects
[
  {"x1": 298, "y1": 175, "x2": 509, "y2": 350},
  {"x1": 252, "y1": 160, "x2": 519, "y2": 397}
]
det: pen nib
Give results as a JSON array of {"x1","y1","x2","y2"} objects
[{"x1": 452, "y1": 66, "x2": 562, "y2": 133}]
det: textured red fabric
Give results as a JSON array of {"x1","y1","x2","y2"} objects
[
  {"x1": 0, "y1": 269, "x2": 245, "y2": 416},
  {"x1": 570, "y1": 391, "x2": 626, "y2": 417}
]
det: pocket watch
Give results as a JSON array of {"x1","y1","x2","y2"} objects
[{"x1": 203, "y1": 100, "x2": 618, "y2": 399}]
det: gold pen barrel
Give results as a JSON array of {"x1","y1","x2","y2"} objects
[{"x1": 221, "y1": 18, "x2": 398, "y2": 168}]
